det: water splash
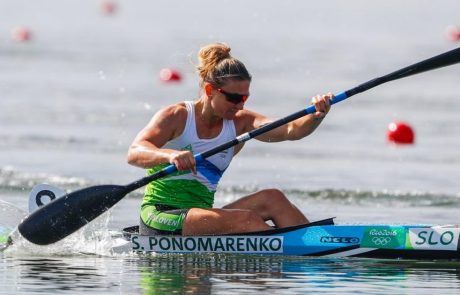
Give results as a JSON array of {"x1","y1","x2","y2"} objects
[{"x1": 3, "y1": 210, "x2": 134, "y2": 258}]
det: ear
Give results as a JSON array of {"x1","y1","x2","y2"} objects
[{"x1": 204, "y1": 83, "x2": 213, "y2": 97}]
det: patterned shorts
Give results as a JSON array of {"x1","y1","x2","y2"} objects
[{"x1": 140, "y1": 204, "x2": 190, "y2": 235}]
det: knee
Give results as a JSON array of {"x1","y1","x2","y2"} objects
[
  {"x1": 260, "y1": 189, "x2": 295, "y2": 215},
  {"x1": 263, "y1": 188, "x2": 289, "y2": 205}
]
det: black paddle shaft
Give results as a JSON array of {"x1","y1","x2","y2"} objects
[
  {"x1": 18, "y1": 47, "x2": 460, "y2": 245},
  {"x1": 345, "y1": 47, "x2": 460, "y2": 99}
]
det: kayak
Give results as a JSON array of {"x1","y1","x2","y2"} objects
[
  {"x1": 10, "y1": 184, "x2": 460, "y2": 259},
  {"x1": 110, "y1": 218, "x2": 460, "y2": 259},
  {"x1": 3, "y1": 218, "x2": 460, "y2": 259}
]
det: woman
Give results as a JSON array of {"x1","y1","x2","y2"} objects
[{"x1": 127, "y1": 43, "x2": 332, "y2": 236}]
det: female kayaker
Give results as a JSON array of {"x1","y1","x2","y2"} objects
[{"x1": 127, "y1": 42, "x2": 332, "y2": 235}]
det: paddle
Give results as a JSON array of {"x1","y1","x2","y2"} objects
[{"x1": 18, "y1": 46, "x2": 460, "y2": 246}]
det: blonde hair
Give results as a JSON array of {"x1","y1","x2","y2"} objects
[{"x1": 196, "y1": 43, "x2": 251, "y2": 86}]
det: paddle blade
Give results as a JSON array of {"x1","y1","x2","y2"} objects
[{"x1": 18, "y1": 184, "x2": 129, "y2": 245}]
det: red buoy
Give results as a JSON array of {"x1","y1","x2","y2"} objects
[
  {"x1": 387, "y1": 121, "x2": 415, "y2": 144},
  {"x1": 11, "y1": 27, "x2": 32, "y2": 42},
  {"x1": 101, "y1": 1, "x2": 117, "y2": 15},
  {"x1": 446, "y1": 25, "x2": 460, "y2": 42},
  {"x1": 159, "y1": 68, "x2": 182, "y2": 82}
]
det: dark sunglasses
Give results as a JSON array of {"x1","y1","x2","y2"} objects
[{"x1": 217, "y1": 88, "x2": 249, "y2": 104}]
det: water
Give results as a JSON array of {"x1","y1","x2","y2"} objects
[
  {"x1": 1, "y1": 0, "x2": 460, "y2": 293},
  {"x1": 4, "y1": 255, "x2": 460, "y2": 294}
]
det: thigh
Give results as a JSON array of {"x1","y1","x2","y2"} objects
[
  {"x1": 140, "y1": 205, "x2": 189, "y2": 235},
  {"x1": 222, "y1": 189, "x2": 286, "y2": 219},
  {"x1": 183, "y1": 207, "x2": 270, "y2": 235}
]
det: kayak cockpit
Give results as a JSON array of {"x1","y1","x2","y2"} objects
[{"x1": 121, "y1": 217, "x2": 335, "y2": 240}]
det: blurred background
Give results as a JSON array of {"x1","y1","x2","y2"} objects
[{"x1": 1, "y1": 0, "x2": 460, "y2": 224}]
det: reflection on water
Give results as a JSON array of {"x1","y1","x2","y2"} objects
[
  {"x1": 134, "y1": 254, "x2": 284, "y2": 294},
  {"x1": 2, "y1": 256, "x2": 122, "y2": 293},
  {"x1": 131, "y1": 254, "x2": 460, "y2": 294},
  {"x1": 2, "y1": 253, "x2": 460, "y2": 294}
]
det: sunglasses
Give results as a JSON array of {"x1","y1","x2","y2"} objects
[{"x1": 216, "y1": 88, "x2": 249, "y2": 104}]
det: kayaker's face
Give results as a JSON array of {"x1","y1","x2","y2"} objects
[{"x1": 213, "y1": 79, "x2": 250, "y2": 119}]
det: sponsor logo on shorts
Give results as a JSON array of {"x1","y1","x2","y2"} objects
[
  {"x1": 152, "y1": 215, "x2": 179, "y2": 227},
  {"x1": 131, "y1": 235, "x2": 284, "y2": 253},
  {"x1": 361, "y1": 227, "x2": 405, "y2": 249},
  {"x1": 406, "y1": 228, "x2": 460, "y2": 251},
  {"x1": 320, "y1": 236, "x2": 360, "y2": 244}
]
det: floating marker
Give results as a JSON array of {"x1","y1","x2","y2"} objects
[
  {"x1": 387, "y1": 121, "x2": 415, "y2": 144},
  {"x1": 11, "y1": 27, "x2": 32, "y2": 42},
  {"x1": 446, "y1": 25, "x2": 460, "y2": 42},
  {"x1": 159, "y1": 68, "x2": 182, "y2": 82},
  {"x1": 101, "y1": 1, "x2": 117, "y2": 15}
]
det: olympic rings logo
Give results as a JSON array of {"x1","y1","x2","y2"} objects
[{"x1": 371, "y1": 237, "x2": 392, "y2": 246}]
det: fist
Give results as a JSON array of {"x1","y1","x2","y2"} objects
[
  {"x1": 311, "y1": 92, "x2": 333, "y2": 119},
  {"x1": 169, "y1": 150, "x2": 197, "y2": 174}
]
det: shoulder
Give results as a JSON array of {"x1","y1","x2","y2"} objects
[
  {"x1": 143, "y1": 102, "x2": 189, "y2": 138},
  {"x1": 151, "y1": 102, "x2": 188, "y2": 128},
  {"x1": 158, "y1": 102, "x2": 188, "y2": 120}
]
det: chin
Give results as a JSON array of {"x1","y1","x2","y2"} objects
[{"x1": 225, "y1": 111, "x2": 238, "y2": 120}]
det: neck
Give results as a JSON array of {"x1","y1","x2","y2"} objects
[{"x1": 195, "y1": 96, "x2": 222, "y2": 128}]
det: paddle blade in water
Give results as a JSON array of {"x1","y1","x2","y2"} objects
[{"x1": 18, "y1": 185, "x2": 129, "y2": 245}]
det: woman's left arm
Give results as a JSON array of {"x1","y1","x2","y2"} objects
[{"x1": 240, "y1": 93, "x2": 333, "y2": 142}]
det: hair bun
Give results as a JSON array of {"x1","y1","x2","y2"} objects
[
  {"x1": 199, "y1": 42, "x2": 231, "y2": 61},
  {"x1": 197, "y1": 43, "x2": 231, "y2": 81},
  {"x1": 196, "y1": 42, "x2": 251, "y2": 86}
]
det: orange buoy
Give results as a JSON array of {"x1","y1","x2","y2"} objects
[
  {"x1": 159, "y1": 68, "x2": 182, "y2": 82},
  {"x1": 11, "y1": 27, "x2": 32, "y2": 42},
  {"x1": 101, "y1": 1, "x2": 117, "y2": 15},
  {"x1": 446, "y1": 25, "x2": 460, "y2": 42},
  {"x1": 387, "y1": 121, "x2": 415, "y2": 144}
]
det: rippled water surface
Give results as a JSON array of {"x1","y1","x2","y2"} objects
[
  {"x1": 2, "y1": 0, "x2": 460, "y2": 293},
  {"x1": 3, "y1": 253, "x2": 460, "y2": 294}
]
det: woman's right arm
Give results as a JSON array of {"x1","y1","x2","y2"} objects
[{"x1": 127, "y1": 103, "x2": 196, "y2": 173}]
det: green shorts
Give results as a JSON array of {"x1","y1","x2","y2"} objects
[{"x1": 140, "y1": 204, "x2": 189, "y2": 235}]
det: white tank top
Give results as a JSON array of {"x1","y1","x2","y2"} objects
[{"x1": 162, "y1": 101, "x2": 236, "y2": 192}]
